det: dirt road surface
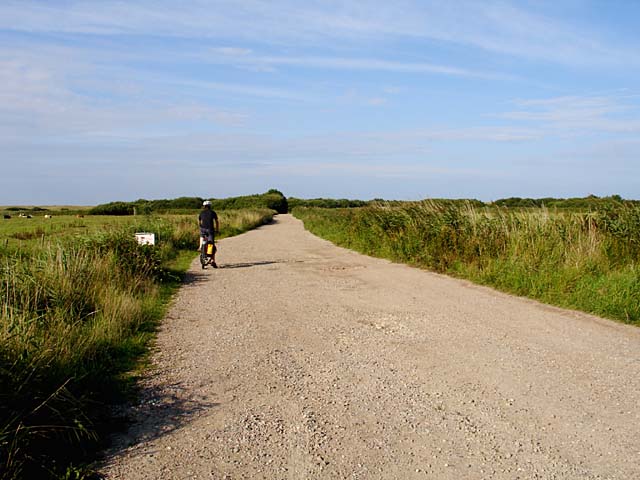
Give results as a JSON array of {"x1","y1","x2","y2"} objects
[{"x1": 102, "y1": 214, "x2": 640, "y2": 480}]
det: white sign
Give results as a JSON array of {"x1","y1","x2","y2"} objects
[{"x1": 135, "y1": 232, "x2": 155, "y2": 245}]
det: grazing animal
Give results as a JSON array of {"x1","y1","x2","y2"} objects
[
  {"x1": 44, "y1": 214, "x2": 52, "y2": 219},
  {"x1": 2, "y1": 214, "x2": 10, "y2": 219},
  {"x1": 76, "y1": 214, "x2": 84, "y2": 218}
]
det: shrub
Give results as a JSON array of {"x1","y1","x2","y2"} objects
[
  {"x1": 89, "y1": 191, "x2": 289, "y2": 216},
  {"x1": 88, "y1": 202, "x2": 134, "y2": 216}
]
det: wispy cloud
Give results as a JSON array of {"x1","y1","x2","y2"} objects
[
  {"x1": 252, "y1": 55, "x2": 490, "y2": 78},
  {"x1": 0, "y1": 48, "x2": 252, "y2": 140},
  {"x1": 262, "y1": 161, "x2": 496, "y2": 180},
  {"x1": 211, "y1": 47, "x2": 253, "y2": 57},
  {"x1": 162, "y1": 78, "x2": 309, "y2": 102},
  {"x1": 501, "y1": 94, "x2": 640, "y2": 133},
  {"x1": 1, "y1": 0, "x2": 637, "y2": 67},
  {"x1": 421, "y1": 2, "x2": 635, "y2": 67},
  {"x1": 209, "y1": 52, "x2": 512, "y2": 80}
]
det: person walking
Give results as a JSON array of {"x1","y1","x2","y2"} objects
[{"x1": 199, "y1": 200, "x2": 220, "y2": 268}]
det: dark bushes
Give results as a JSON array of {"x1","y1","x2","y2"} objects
[{"x1": 89, "y1": 190, "x2": 289, "y2": 215}]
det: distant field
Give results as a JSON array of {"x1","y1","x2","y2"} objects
[
  {"x1": 0, "y1": 214, "x2": 135, "y2": 248},
  {"x1": 0, "y1": 209, "x2": 273, "y2": 250},
  {"x1": 0, "y1": 205, "x2": 92, "y2": 210}
]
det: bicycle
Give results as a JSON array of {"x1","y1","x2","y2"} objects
[{"x1": 199, "y1": 235, "x2": 217, "y2": 269}]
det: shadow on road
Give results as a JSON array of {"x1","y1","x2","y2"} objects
[
  {"x1": 220, "y1": 260, "x2": 280, "y2": 269},
  {"x1": 101, "y1": 379, "x2": 220, "y2": 470},
  {"x1": 182, "y1": 270, "x2": 211, "y2": 285}
]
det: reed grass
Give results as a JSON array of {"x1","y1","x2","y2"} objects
[{"x1": 294, "y1": 202, "x2": 639, "y2": 324}]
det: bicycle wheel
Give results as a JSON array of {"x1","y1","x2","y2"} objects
[{"x1": 200, "y1": 243, "x2": 207, "y2": 269}]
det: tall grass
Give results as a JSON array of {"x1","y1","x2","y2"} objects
[
  {"x1": 0, "y1": 209, "x2": 274, "y2": 479},
  {"x1": 294, "y1": 202, "x2": 640, "y2": 324}
]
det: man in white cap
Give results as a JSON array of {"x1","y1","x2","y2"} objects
[{"x1": 199, "y1": 200, "x2": 220, "y2": 267}]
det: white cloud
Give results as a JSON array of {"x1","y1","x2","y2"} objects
[
  {"x1": 262, "y1": 160, "x2": 499, "y2": 180},
  {"x1": 162, "y1": 78, "x2": 309, "y2": 102},
  {"x1": 501, "y1": 94, "x2": 640, "y2": 133},
  {"x1": 212, "y1": 47, "x2": 253, "y2": 56},
  {"x1": 1, "y1": 0, "x2": 637, "y2": 67},
  {"x1": 219, "y1": 54, "x2": 512, "y2": 80},
  {"x1": 0, "y1": 52, "x2": 252, "y2": 140},
  {"x1": 366, "y1": 97, "x2": 387, "y2": 106},
  {"x1": 422, "y1": 126, "x2": 540, "y2": 142}
]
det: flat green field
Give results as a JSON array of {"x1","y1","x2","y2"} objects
[{"x1": 1, "y1": 215, "x2": 136, "y2": 247}]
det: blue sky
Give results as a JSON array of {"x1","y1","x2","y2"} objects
[{"x1": 1, "y1": 0, "x2": 639, "y2": 204}]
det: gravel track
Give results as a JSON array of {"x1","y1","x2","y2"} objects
[{"x1": 102, "y1": 214, "x2": 640, "y2": 479}]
